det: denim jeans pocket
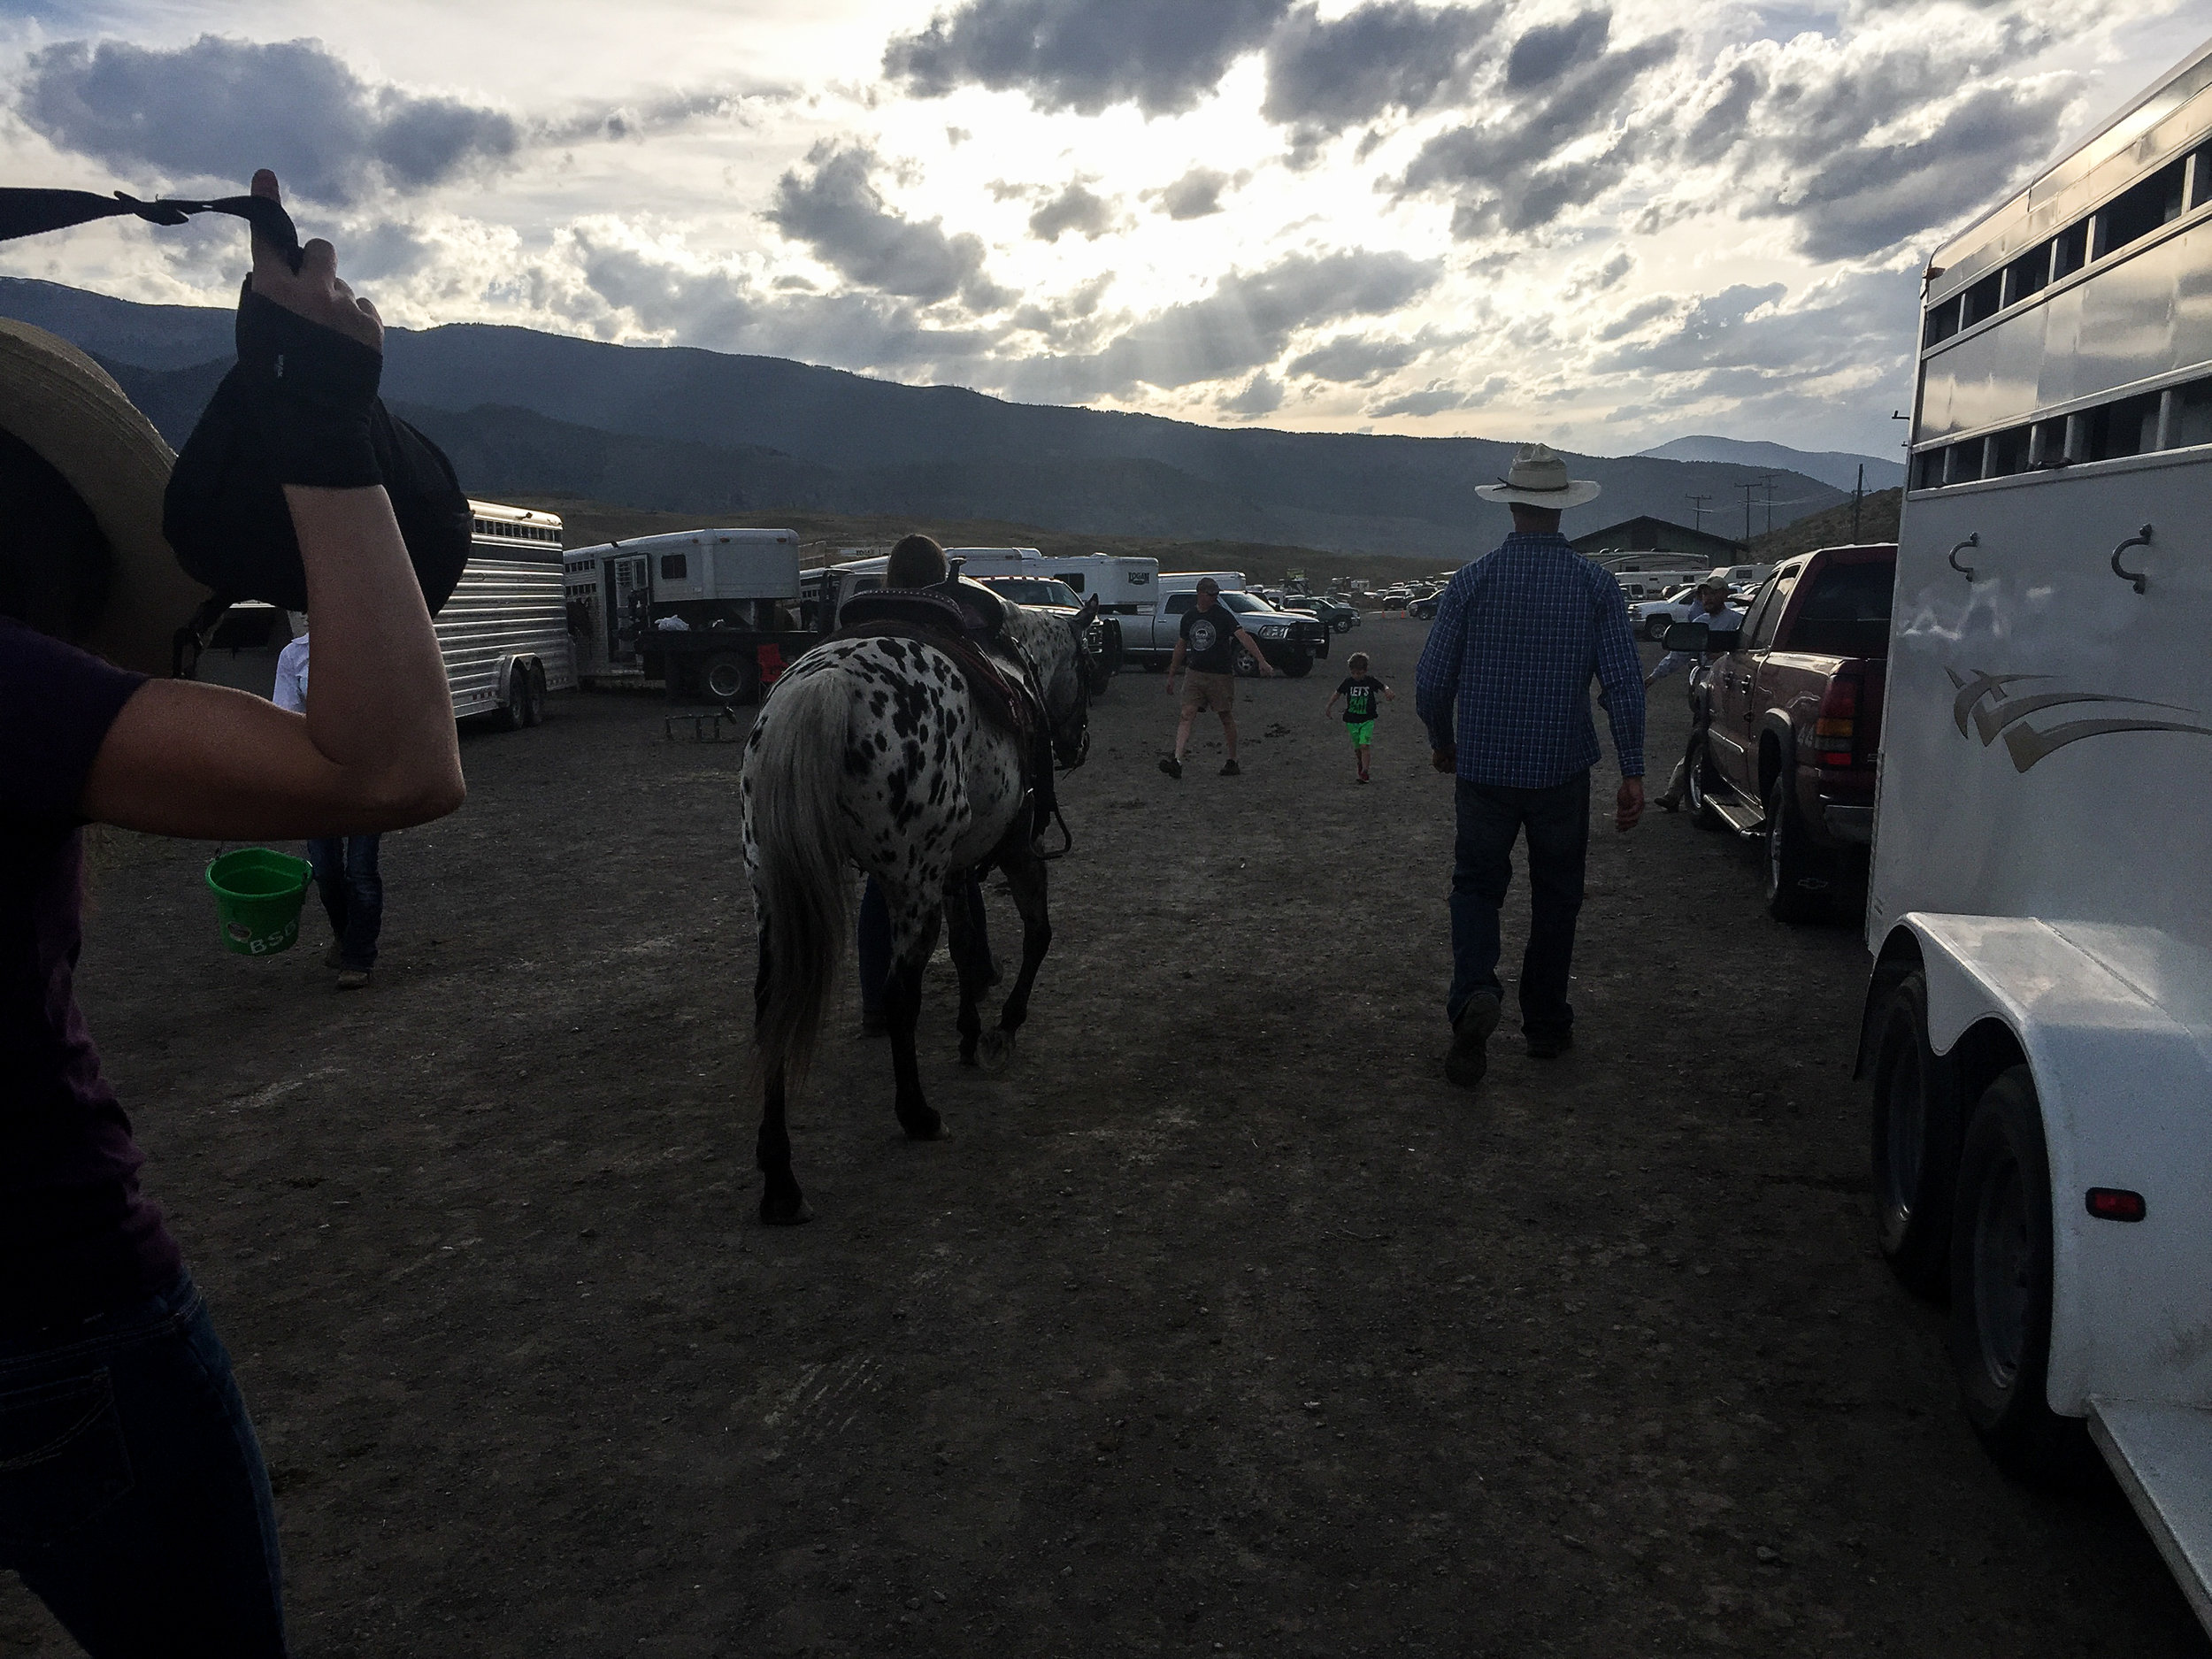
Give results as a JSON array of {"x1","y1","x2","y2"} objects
[{"x1": 0, "y1": 1369, "x2": 135, "y2": 1554}]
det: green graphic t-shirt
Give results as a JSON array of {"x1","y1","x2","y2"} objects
[{"x1": 1338, "y1": 675, "x2": 1387, "y2": 722}]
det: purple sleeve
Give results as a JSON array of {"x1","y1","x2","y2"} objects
[{"x1": 0, "y1": 618, "x2": 149, "y2": 824}]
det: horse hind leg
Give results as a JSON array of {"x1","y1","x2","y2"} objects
[
  {"x1": 943, "y1": 873, "x2": 993, "y2": 1068},
  {"x1": 753, "y1": 921, "x2": 811, "y2": 1225},
  {"x1": 883, "y1": 894, "x2": 949, "y2": 1141},
  {"x1": 980, "y1": 841, "x2": 1052, "y2": 1067}
]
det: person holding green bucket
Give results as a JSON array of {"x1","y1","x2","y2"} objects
[{"x1": 0, "y1": 172, "x2": 463, "y2": 1656}]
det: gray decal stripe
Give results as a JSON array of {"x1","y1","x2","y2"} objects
[
  {"x1": 2004, "y1": 717, "x2": 2212, "y2": 772},
  {"x1": 1970, "y1": 688, "x2": 2201, "y2": 746}
]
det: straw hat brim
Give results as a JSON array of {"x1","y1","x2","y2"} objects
[
  {"x1": 0, "y1": 317, "x2": 207, "y2": 676},
  {"x1": 1474, "y1": 478, "x2": 1602, "y2": 509}
]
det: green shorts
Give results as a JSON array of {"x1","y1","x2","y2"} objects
[{"x1": 1347, "y1": 719, "x2": 1375, "y2": 746}]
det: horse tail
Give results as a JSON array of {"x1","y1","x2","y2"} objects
[{"x1": 747, "y1": 665, "x2": 853, "y2": 1091}]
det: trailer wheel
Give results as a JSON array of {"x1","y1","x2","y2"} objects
[
  {"x1": 1763, "y1": 773, "x2": 1827, "y2": 923},
  {"x1": 1947, "y1": 1067, "x2": 2099, "y2": 1486},
  {"x1": 703, "y1": 651, "x2": 759, "y2": 704},
  {"x1": 522, "y1": 662, "x2": 548, "y2": 727},
  {"x1": 1870, "y1": 971, "x2": 1960, "y2": 1298},
  {"x1": 496, "y1": 665, "x2": 529, "y2": 731}
]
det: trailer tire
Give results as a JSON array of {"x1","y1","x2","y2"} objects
[
  {"x1": 496, "y1": 665, "x2": 529, "y2": 731},
  {"x1": 523, "y1": 662, "x2": 548, "y2": 726},
  {"x1": 703, "y1": 650, "x2": 759, "y2": 704},
  {"x1": 1947, "y1": 1067, "x2": 2100, "y2": 1488},
  {"x1": 1870, "y1": 971, "x2": 1960, "y2": 1298}
]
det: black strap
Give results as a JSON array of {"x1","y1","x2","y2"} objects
[{"x1": 0, "y1": 188, "x2": 303, "y2": 272}]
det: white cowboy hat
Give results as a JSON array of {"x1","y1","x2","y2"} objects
[
  {"x1": 1474, "y1": 442, "x2": 1601, "y2": 510},
  {"x1": 0, "y1": 317, "x2": 205, "y2": 675}
]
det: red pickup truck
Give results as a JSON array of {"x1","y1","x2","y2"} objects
[{"x1": 1680, "y1": 542, "x2": 1896, "y2": 921}]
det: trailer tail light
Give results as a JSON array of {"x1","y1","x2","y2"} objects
[
  {"x1": 1813, "y1": 664, "x2": 1863, "y2": 769},
  {"x1": 2085, "y1": 1187, "x2": 2147, "y2": 1223}
]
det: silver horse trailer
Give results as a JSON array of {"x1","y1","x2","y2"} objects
[{"x1": 442, "y1": 500, "x2": 576, "y2": 727}]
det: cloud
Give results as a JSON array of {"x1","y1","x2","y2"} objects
[
  {"x1": 1028, "y1": 180, "x2": 1120, "y2": 242},
  {"x1": 1562, "y1": 247, "x2": 1633, "y2": 300},
  {"x1": 765, "y1": 140, "x2": 1008, "y2": 309},
  {"x1": 1366, "y1": 381, "x2": 1470, "y2": 418},
  {"x1": 1010, "y1": 245, "x2": 1440, "y2": 401},
  {"x1": 18, "y1": 35, "x2": 519, "y2": 204},
  {"x1": 1504, "y1": 9, "x2": 1611, "y2": 88},
  {"x1": 1146, "y1": 166, "x2": 1244, "y2": 219},
  {"x1": 1394, "y1": 30, "x2": 1680, "y2": 234},
  {"x1": 882, "y1": 0, "x2": 1292, "y2": 117},
  {"x1": 1221, "y1": 370, "x2": 1284, "y2": 416},
  {"x1": 1286, "y1": 331, "x2": 1425, "y2": 383},
  {"x1": 1261, "y1": 1, "x2": 1500, "y2": 163}
]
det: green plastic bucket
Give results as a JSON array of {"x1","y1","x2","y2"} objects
[{"x1": 205, "y1": 849, "x2": 313, "y2": 957}]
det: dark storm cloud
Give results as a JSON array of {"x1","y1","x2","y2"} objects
[
  {"x1": 1007, "y1": 246, "x2": 1439, "y2": 401},
  {"x1": 1028, "y1": 180, "x2": 1120, "y2": 242},
  {"x1": 1261, "y1": 1, "x2": 1501, "y2": 163},
  {"x1": 1219, "y1": 370, "x2": 1284, "y2": 416},
  {"x1": 1504, "y1": 9, "x2": 1610, "y2": 88},
  {"x1": 1394, "y1": 30, "x2": 1678, "y2": 235},
  {"x1": 18, "y1": 35, "x2": 519, "y2": 204},
  {"x1": 882, "y1": 0, "x2": 1292, "y2": 117},
  {"x1": 766, "y1": 141, "x2": 1008, "y2": 310}
]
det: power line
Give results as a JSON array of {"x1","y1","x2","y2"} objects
[{"x1": 1686, "y1": 493, "x2": 1711, "y2": 533}]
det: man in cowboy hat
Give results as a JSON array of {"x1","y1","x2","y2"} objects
[
  {"x1": 1645, "y1": 572, "x2": 1745, "y2": 811},
  {"x1": 1414, "y1": 442, "x2": 1645, "y2": 1086}
]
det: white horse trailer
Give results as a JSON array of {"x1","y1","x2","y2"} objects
[
  {"x1": 442, "y1": 501, "x2": 575, "y2": 727},
  {"x1": 1867, "y1": 37, "x2": 2212, "y2": 1627}
]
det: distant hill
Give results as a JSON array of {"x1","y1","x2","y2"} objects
[
  {"x1": 8, "y1": 275, "x2": 1851, "y2": 558},
  {"x1": 1634, "y1": 434, "x2": 1905, "y2": 494},
  {"x1": 1748, "y1": 487, "x2": 1902, "y2": 560}
]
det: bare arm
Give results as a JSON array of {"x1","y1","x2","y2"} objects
[
  {"x1": 1324, "y1": 692, "x2": 1340, "y2": 714},
  {"x1": 1165, "y1": 637, "x2": 1187, "y2": 688},
  {"x1": 79, "y1": 172, "x2": 464, "y2": 838}
]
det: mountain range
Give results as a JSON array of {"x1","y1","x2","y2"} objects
[
  {"x1": 4, "y1": 276, "x2": 1858, "y2": 559},
  {"x1": 1633, "y1": 434, "x2": 1905, "y2": 494}
]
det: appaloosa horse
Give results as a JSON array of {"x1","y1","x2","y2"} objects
[{"x1": 740, "y1": 595, "x2": 1096, "y2": 1223}]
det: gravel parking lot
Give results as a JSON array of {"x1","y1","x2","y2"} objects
[{"x1": 4, "y1": 617, "x2": 2202, "y2": 1657}]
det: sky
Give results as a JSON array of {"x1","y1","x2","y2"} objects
[{"x1": 0, "y1": 0, "x2": 2200, "y2": 457}]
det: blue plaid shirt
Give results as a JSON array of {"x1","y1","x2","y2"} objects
[{"x1": 1414, "y1": 532, "x2": 1647, "y2": 787}]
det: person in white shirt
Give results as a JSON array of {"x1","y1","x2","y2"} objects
[
  {"x1": 1646, "y1": 578, "x2": 1745, "y2": 812},
  {"x1": 273, "y1": 626, "x2": 385, "y2": 987}
]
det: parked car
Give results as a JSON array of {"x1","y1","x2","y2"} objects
[
  {"x1": 1118, "y1": 579, "x2": 1331, "y2": 675},
  {"x1": 1212, "y1": 589, "x2": 1331, "y2": 676},
  {"x1": 1627, "y1": 584, "x2": 1705, "y2": 641},
  {"x1": 1672, "y1": 542, "x2": 1897, "y2": 921},
  {"x1": 1283, "y1": 595, "x2": 1361, "y2": 633}
]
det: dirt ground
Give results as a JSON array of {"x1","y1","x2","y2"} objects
[{"x1": 5, "y1": 618, "x2": 2205, "y2": 1658}]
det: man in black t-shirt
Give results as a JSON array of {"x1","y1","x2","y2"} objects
[{"x1": 1161, "y1": 577, "x2": 1272, "y2": 778}]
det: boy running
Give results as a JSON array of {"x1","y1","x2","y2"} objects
[{"x1": 1325, "y1": 651, "x2": 1395, "y2": 782}]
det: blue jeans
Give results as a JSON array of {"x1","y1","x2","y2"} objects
[
  {"x1": 307, "y1": 833, "x2": 382, "y2": 970},
  {"x1": 0, "y1": 1275, "x2": 286, "y2": 1657},
  {"x1": 1447, "y1": 770, "x2": 1591, "y2": 1036},
  {"x1": 857, "y1": 875, "x2": 991, "y2": 1018}
]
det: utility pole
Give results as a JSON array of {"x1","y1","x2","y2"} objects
[
  {"x1": 1763, "y1": 474, "x2": 1776, "y2": 538},
  {"x1": 1851, "y1": 463, "x2": 1864, "y2": 542},
  {"x1": 1738, "y1": 480, "x2": 1758, "y2": 545},
  {"x1": 1686, "y1": 493, "x2": 1711, "y2": 533}
]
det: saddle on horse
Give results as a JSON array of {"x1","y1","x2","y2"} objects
[{"x1": 831, "y1": 576, "x2": 1064, "y2": 852}]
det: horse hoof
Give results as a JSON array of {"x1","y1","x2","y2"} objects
[
  {"x1": 760, "y1": 1188, "x2": 813, "y2": 1225},
  {"x1": 902, "y1": 1116, "x2": 951, "y2": 1142},
  {"x1": 979, "y1": 1030, "x2": 1016, "y2": 1072}
]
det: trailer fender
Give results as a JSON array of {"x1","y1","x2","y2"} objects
[{"x1": 1889, "y1": 912, "x2": 2212, "y2": 1417}]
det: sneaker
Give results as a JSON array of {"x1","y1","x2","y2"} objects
[
  {"x1": 1221, "y1": 758, "x2": 1240, "y2": 776},
  {"x1": 1526, "y1": 1028, "x2": 1575, "y2": 1060},
  {"x1": 1356, "y1": 774, "x2": 1369, "y2": 785},
  {"x1": 336, "y1": 968, "x2": 373, "y2": 990},
  {"x1": 1160, "y1": 756, "x2": 1183, "y2": 779},
  {"x1": 1445, "y1": 994, "x2": 1502, "y2": 1087}
]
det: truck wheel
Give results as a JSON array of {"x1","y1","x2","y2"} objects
[
  {"x1": 1281, "y1": 652, "x2": 1313, "y2": 679},
  {"x1": 1947, "y1": 1068, "x2": 2099, "y2": 1486},
  {"x1": 1334, "y1": 618, "x2": 1353, "y2": 634},
  {"x1": 1870, "y1": 971, "x2": 1960, "y2": 1298},
  {"x1": 704, "y1": 650, "x2": 759, "y2": 704},
  {"x1": 496, "y1": 666, "x2": 529, "y2": 731},
  {"x1": 1233, "y1": 649, "x2": 1259, "y2": 678},
  {"x1": 1763, "y1": 773, "x2": 1827, "y2": 923},
  {"x1": 1646, "y1": 617, "x2": 1671, "y2": 641},
  {"x1": 1685, "y1": 734, "x2": 1724, "y2": 831}
]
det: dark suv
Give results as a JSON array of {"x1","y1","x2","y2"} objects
[{"x1": 1678, "y1": 543, "x2": 1896, "y2": 921}]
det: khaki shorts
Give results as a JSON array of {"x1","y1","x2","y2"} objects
[{"x1": 1181, "y1": 671, "x2": 1237, "y2": 713}]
